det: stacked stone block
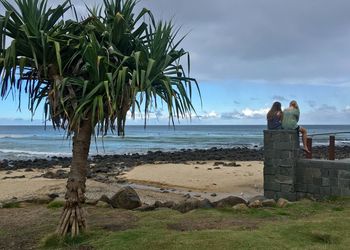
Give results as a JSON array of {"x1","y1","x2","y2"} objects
[
  {"x1": 264, "y1": 130, "x2": 299, "y2": 201},
  {"x1": 296, "y1": 159, "x2": 350, "y2": 199}
]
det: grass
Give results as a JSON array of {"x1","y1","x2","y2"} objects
[
  {"x1": 2, "y1": 202, "x2": 20, "y2": 208},
  {"x1": 38, "y1": 197, "x2": 350, "y2": 250},
  {"x1": 47, "y1": 200, "x2": 65, "y2": 209}
]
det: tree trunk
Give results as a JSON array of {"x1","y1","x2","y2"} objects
[{"x1": 57, "y1": 117, "x2": 93, "y2": 237}]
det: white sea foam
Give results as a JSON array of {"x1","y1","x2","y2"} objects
[{"x1": 0, "y1": 149, "x2": 70, "y2": 157}]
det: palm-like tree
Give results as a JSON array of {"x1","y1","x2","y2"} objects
[{"x1": 0, "y1": 0, "x2": 200, "y2": 237}]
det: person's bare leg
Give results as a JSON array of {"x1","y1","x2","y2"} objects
[{"x1": 299, "y1": 127, "x2": 310, "y2": 153}]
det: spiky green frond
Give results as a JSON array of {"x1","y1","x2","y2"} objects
[{"x1": 0, "y1": 0, "x2": 200, "y2": 136}]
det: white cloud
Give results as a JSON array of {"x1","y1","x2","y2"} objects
[
  {"x1": 200, "y1": 111, "x2": 221, "y2": 119},
  {"x1": 241, "y1": 108, "x2": 269, "y2": 118}
]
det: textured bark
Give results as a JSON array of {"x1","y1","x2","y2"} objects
[{"x1": 57, "y1": 117, "x2": 92, "y2": 237}]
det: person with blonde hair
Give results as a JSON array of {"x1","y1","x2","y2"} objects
[
  {"x1": 282, "y1": 100, "x2": 310, "y2": 153},
  {"x1": 267, "y1": 101, "x2": 283, "y2": 129}
]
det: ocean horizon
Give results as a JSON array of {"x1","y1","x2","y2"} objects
[{"x1": 0, "y1": 124, "x2": 349, "y2": 160}]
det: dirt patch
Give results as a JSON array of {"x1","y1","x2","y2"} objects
[
  {"x1": 87, "y1": 208, "x2": 139, "y2": 232},
  {"x1": 167, "y1": 217, "x2": 261, "y2": 231},
  {"x1": 0, "y1": 205, "x2": 59, "y2": 250}
]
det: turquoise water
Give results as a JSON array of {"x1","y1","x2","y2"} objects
[{"x1": 0, "y1": 125, "x2": 349, "y2": 160}]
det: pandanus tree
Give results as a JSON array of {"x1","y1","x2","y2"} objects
[{"x1": 0, "y1": 0, "x2": 199, "y2": 237}]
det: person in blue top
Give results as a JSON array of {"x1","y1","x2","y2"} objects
[
  {"x1": 267, "y1": 101, "x2": 283, "y2": 130},
  {"x1": 282, "y1": 100, "x2": 310, "y2": 153}
]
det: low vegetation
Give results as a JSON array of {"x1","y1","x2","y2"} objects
[{"x1": 0, "y1": 198, "x2": 349, "y2": 249}]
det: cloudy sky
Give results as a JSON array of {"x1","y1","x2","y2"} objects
[{"x1": 1, "y1": 0, "x2": 350, "y2": 125}]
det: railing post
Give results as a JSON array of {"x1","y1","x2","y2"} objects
[
  {"x1": 328, "y1": 135, "x2": 335, "y2": 160},
  {"x1": 306, "y1": 137, "x2": 312, "y2": 159}
]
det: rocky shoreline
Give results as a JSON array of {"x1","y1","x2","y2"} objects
[{"x1": 0, "y1": 146, "x2": 349, "y2": 172}]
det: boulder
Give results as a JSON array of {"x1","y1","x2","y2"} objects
[
  {"x1": 262, "y1": 199, "x2": 276, "y2": 207},
  {"x1": 277, "y1": 198, "x2": 289, "y2": 208},
  {"x1": 174, "y1": 198, "x2": 213, "y2": 213},
  {"x1": 110, "y1": 186, "x2": 142, "y2": 209},
  {"x1": 174, "y1": 198, "x2": 200, "y2": 213},
  {"x1": 248, "y1": 195, "x2": 266, "y2": 203},
  {"x1": 213, "y1": 196, "x2": 247, "y2": 208},
  {"x1": 233, "y1": 203, "x2": 249, "y2": 211},
  {"x1": 248, "y1": 200, "x2": 263, "y2": 208},
  {"x1": 198, "y1": 198, "x2": 213, "y2": 209}
]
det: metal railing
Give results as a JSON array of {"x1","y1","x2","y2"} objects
[{"x1": 305, "y1": 132, "x2": 350, "y2": 160}]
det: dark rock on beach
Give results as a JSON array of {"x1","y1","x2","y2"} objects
[
  {"x1": 110, "y1": 186, "x2": 142, "y2": 209},
  {"x1": 213, "y1": 196, "x2": 247, "y2": 208},
  {"x1": 0, "y1": 146, "x2": 349, "y2": 177}
]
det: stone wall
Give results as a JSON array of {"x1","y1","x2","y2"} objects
[
  {"x1": 263, "y1": 130, "x2": 350, "y2": 200},
  {"x1": 295, "y1": 159, "x2": 350, "y2": 199},
  {"x1": 263, "y1": 130, "x2": 299, "y2": 201}
]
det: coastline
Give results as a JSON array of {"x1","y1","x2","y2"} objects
[{"x1": 1, "y1": 145, "x2": 349, "y2": 171}]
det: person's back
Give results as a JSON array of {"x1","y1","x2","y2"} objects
[
  {"x1": 267, "y1": 101, "x2": 282, "y2": 130},
  {"x1": 282, "y1": 100, "x2": 310, "y2": 153},
  {"x1": 282, "y1": 107, "x2": 299, "y2": 130}
]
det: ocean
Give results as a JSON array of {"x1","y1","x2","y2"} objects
[{"x1": 0, "y1": 125, "x2": 349, "y2": 160}]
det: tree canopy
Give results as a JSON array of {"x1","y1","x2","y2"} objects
[{"x1": 0, "y1": 0, "x2": 200, "y2": 135}]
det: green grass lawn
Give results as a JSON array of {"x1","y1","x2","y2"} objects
[{"x1": 41, "y1": 197, "x2": 350, "y2": 250}]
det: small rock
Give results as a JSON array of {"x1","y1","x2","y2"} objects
[
  {"x1": 262, "y1": 199, "x2": 276, "y2": 207},
  {"x1": 162, "y1": 190, "x2": 169, "y2": 193},
  {"x1": 210, "y1": 193, "x2": 217, "y2": 197},
  {"x1": 248, "y1": 195, "x2": 266, "y2": 203},
  {"x1": 207, "y1": 168, "x2": 212, "y2": 170},
  {"x1": 233, "y1": 203, "x2": 249, "y2": 211},
  {"x1": 194, "y1": 167, "x2": 199, "y2": 169},
  {"x1": 183, "y1": 193, "x2": 191, "y2": 199},
  {"x1": 116, "y1": 179, "x2": 127, "y2": 184},
  {"x1": 48, "y1": 193, "x2": 59, "y2": 199},
  {"x1": 213, "y1": 162, "x2": 225, "y2": 166},
  {"x1": 248, "y1": 200, "x2": 263, "y2": 208},
  {"x1": 277, "y1": 198, "x2": 289, "y2": 208},
  {"x1": 163, "y1": 201, "x2": 176, "y2": 208},
  {"x1": 2, "y1": 175, "x2": 25, "y2": 180},
  {"x1": 213, "y1": 167, "x2": 221, "y2": 169},
  {"x1": 199, "y1": 198, "x2": 213, "y2": 209},
  {"x1": 5, "y1": 171, "x2": 12, "y2": 174},
  {"x1": 194, "y1": 194, "x2": 201, "y2": 198},
  {"x1": 154, "y1": 201, "x2": 163, "y2": 208},
  {"x1": 24, "y1": 168, "x2": 34, "y2": 172}
]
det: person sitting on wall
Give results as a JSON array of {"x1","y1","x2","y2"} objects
[
  {"x1": 282, "y1": 100, "x2": 310, "y2": 153},
  {"x1": 267, "y1": 101, "x2": 283, "y2": 130}
]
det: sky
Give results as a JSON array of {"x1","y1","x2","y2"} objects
[{"x1": 1, "y1": 0, "x2": 350, "y2": 125}]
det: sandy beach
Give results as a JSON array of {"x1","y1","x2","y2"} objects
[{"x1": 0, "y1": 160, "x2": 263, "y2": 204}]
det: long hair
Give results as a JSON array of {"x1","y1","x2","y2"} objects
[
  {"x1": 267, "y1": 101, "x2": 282, "y2": 120},
  {"x1": 290, "y1": 100, "x2": 299, "y2": 109}
]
